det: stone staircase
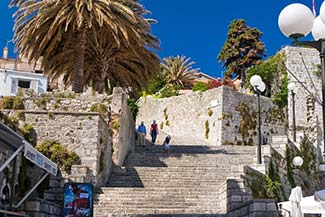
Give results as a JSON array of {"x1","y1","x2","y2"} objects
[{"x1": 94, "y1": 144, "x2": 257, "y2": 217}]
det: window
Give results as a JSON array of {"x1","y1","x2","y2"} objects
[{"x1": 18, "y1": 80, "x2": 31, "y2": 89}]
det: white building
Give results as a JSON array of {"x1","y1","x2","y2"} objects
[
  {"x1": 0, "y1": 69, "x2": 48, "y2": 96},
  {"x1": 0, "y1": 47, "x2": 48, "y2": 96}
]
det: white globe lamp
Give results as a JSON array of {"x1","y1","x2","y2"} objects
[
  {"x1": 293, "y1": 156, "x2": 304, "y2": 167},
  {"x1": 257, "y1": 81, "x2": 266, "y2": 92},
  {"x1": 250, "y1": 75, "x2": 262, "y2": 88},
  {"x1": 312, "y1": 16, "x2": 325, "y2": 41},
  {"x1": 278, "y1": 3, "x2": 314, "y2": 40},
  {"x1": 288, "y1": 82, "x2": 296, "y2": 92}
]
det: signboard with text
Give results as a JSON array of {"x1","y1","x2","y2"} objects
[{"x1": 23, "y1": 141, "x2": 58, "y2": 176}]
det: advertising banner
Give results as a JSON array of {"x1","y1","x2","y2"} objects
[
  {"x1": 63, "y1": 183, "x2": 93, "y2": 217},
  {"x1": 23, "y1": 141, "x2": 58, "y2": 176}
]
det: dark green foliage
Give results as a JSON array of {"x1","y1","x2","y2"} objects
[
  {"x1": 90, "y1": 103, "x2": 107, "y2": 115},
  {"x1": 156, "y1": 85, "x2": 180, "y2": 98},
  {"x1": 0, "y1": 96, "x2": 25, "y2": 109},
  {"x1": 127, "y1": 98, "x2": 139, "y2": 120},
  {"x1": 286, "y1": 144, "x2": 296, "y2": 188},
  {"x1": 246, "y1": 52, "x2": 287, "y2": 97},
  {"x1": 146, "y1": 67, "x2": 167, "y2": 95},
  {"x1": 266, "y1": 160, "x2": 282, "y2": 201},
  {"x1": 300, "y1": 135, "x2": 317, "y2": 177},
  {"x1": 22, "y1": 124, "x2": 37, "y2": 146},
  {"x1": 273, "y1": 72, "x2": 288, "y2": 108},
  {"x1": 192, "y1": 82, "x2": 209, "y2": 92},
  {"x1": 36, "y1": 141, "x2": 80, "y2": 173},
  {"x1": 218, "y1": 19, "x2": 265, "y2": 84}
]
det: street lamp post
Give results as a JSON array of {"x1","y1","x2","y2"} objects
[
  {"x1": 278, "y1": 3, "x2": 325, "y2": 156},
  {"x1": 288, "y1": 82, "x2": 297, "y2": 142},
  {"x1": 250, "y1": 75, "x2": 266, "y2": 164}
]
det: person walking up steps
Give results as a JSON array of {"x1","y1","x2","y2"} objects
[
  {"x1": 150, "y1": 120, "x2": 158, "y2": 145},
  {"x1": 163, "y1": 135, "x2": 171, "y2": 155},
  {"x1": 137, "y1": 121, "x2": 147, "y2": 147}
]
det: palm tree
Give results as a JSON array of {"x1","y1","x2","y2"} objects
[
  {"x1": 161, "y1": 55, "x2": 200, "y2": 89},
  {"x1": 10, "y1": 0, "x2": 159, "y2": 93}
]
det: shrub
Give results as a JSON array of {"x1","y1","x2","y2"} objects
[
  {"x1": 192, "y1": 82, "x2": 209, "y2": 92},
  {"x1": 36, "y1": 141, "x2": 80, "y2": 173},
  {"x1": 156, "y1": 85, "x2": 180, "y2": 98},
  {"x1": 208, "y1": 79, "x2": 223, "y2": 89},
  {"x1": 22, "y1": 124, "x2": 37, "y2": 146},
  {"x1": 127, "y1": 98, "x2": 139, "y2": 120}
]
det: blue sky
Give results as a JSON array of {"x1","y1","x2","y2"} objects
[{"x1": 0, "y1": 0, "x2": 319, "y2": 78}]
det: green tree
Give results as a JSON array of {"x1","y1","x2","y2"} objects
[
  {"x1": 218, "y1": 19, "x2": 266, "y2": 86},
  {"x1": 11, "y1": 0, "x2": 159, "y2": 93},
  {"x1": 162, "y1": 55, "x2": 200, "y2": 89}
]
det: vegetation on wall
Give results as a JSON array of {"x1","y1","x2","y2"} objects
[
  {"x1": 273, "y1": 72, "x2": 288, "y2": 108},
  {"x1": 285, "y1": 144, "x2": 296, "y2": 188},
  {"x1": 163, "y1": 108, "x2": 170, "y2": 127},
  {"x1": 0, "y1": 96, "x2": 25, "y2": 110},
  {"x1": 127, "y1": 98, "x2": 139, "y2": 120},
  {"x1": 35, "y1": 97, "x2": 50, "y2": 110},
  {"x1": 192, "y1": 82, "x2": 209, "y2": 92},
  {"x1": 246, "y1": 52, "x2": 287, "y2": 97},
  {"x1": 235, "y1": 101, "x2": 256, "y2": 145},
  {"x1": 90, "y1": 103, "x2": 107, "y2": 116},
  {"x1": 36, "y1": 141, "x2": 80, "y2": 173},
  {"x1": 22, "y1": 124, "x2": 37, "y2": 146},
  {"x1": 205, "y1": 120, "x2": 209, "y2": 139}
]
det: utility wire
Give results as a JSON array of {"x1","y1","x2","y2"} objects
[
  {"x1": 285, "y1": 64, "x2": 323, "y2": 106},
  {"x1": 299, "y1": 51, "x2": 322, "y2": 103}
]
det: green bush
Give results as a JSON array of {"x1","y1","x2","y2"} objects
[
  {"x1": 22, "y1": 124, "x2": 37, "y2": 146},
  {"x1": 192, "y1": 82, "x2": 209, "y2": 92},
  {"x1": 36, "y1": 141, "x2": 80, "y2": 173},
  {"x1": 0, "y1": 96, "x2": 24, "y2": 109},
  {"x1": 156, "y1": 85, "x2": 180, "y2": 98},
  {"x1": 127, "y1": 98, "x2": 139, "y2": 120}
]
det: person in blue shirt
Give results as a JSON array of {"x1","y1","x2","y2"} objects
[{"x1": 137, "y1": 121, "x2": 147, "y2": 147}]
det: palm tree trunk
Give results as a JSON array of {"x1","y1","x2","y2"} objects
[{"x1": 72, "y1": 25, "x2": 87, "y2": 93}]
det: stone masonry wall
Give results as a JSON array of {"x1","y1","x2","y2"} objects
[
  {"x1": 137, "y1": 86, "x2": 286, "y2": 146},
  {"x1": 137, "y1": 87, "x2": 223, "y2": 146},
  {"x1": 284, "y1": 46, "x2": 323, "y2": 151},
  {"x1": 221, "y1": 87, "x2": 287, "y2": 146},
  {"x1": 24, "y1": 111, "x2": 112, "y2": 186},
  {"x1": 110, "y1": 88, "x2": 135, "y2": 167}
]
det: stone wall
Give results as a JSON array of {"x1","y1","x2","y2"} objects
[
  {"x1": 227, "y1": 199, "x2": 279, "y2": 217},
  {"x1": 137, "y1": 86, "x2": 286, "y2": 146},
  {"x1": 221, "y1": 87, "x2": 287, "y2": 146},
  {"x1": 24, "y1": 198, "x2": 62, "y2": 217},
  {"x1": 137, "y1": 87, "x2": 223, "y2": 146},
  {"x1": 284, "y1": 46, "x2": 323, "y2": 151},
  {"x1": 24, "y1": 111, "x2": 111, "y2": 186}
]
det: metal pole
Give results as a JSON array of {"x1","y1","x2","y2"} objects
[
  {"x1": 292, "y1": 90, "x2": 296, "y2": 142},
  {"x1": 9, "y1": 157, "x2": 17, "y2": 210},
  {"x1": 257, "y1": 90, "x2": 262, "y2": 164},
  {"x1": 320, "y1": 40, "x2": 325, "y2": 155}
]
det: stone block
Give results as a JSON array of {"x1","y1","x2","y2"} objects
[
  {"x1": 250, "y1": 203, "x2": 266, "y2": 212},
  {"x1": 25, "y1": 201, "x2": 40, "y2": 211},
  {"x1": 266, "y1": 203, "x2": 277, "y2": 212}
]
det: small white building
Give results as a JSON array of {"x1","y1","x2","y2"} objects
[
  {"x1": 0, "y1": 47, "x2": 48, "y2": 96},
  {"x1": 0, "y1": 69, "x2": 48, "y2": 96}
]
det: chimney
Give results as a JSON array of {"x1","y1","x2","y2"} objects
[{"x1": 3, "y1": 47, "x2": 8, "y2": 59}]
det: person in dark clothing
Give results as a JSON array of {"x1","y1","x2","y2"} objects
[
  {"x1": 150, "y1": 120, "x2": 158, "y2": 145},
  {"x1": 163, "y1": 135, "x2": 171, "y2": 155}
]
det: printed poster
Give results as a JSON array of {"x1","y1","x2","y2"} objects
[{"x1": 63, "y1": 183, "x2": 93, "y2": 217}]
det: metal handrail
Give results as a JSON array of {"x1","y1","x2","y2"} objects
[{"x1": 0, "y1": 209, "x2": 30, "y2": 217}]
